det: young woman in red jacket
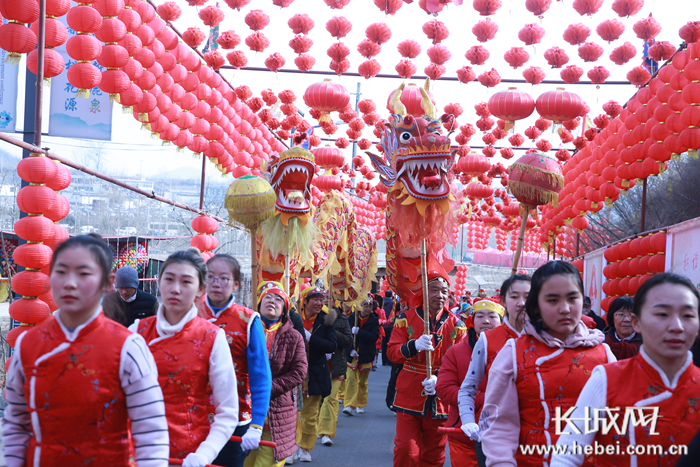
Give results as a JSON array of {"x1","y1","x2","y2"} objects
[
  {"x1": 131, "y1": 249, "x2": 239, "y2": 467},
  {"x1": 2, "y1": 234, "x2": 169, "y2": 467},
  {"x1": 480, "y1": 261, "x2": 615, "y2": 467},
  {"x1": 436, "y1": 300, "x2": 504, "y2": 467},
  {"x1": 551, "y1": 273, "x2": 700, "y2": 467}
]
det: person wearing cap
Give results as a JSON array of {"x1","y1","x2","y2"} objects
[
  {"x1": 436, "y1": 300, "x2": 505, "y2": 467},
  {"x1": 197, "y1": 254, "x2": 272, "y2": 467},
  {"x1": 477, "y1": 289, "x2": 487, "y2": 299},
  {"x1": 102, "y1": 265, "x2": 158, "y2": 327},
  {"x1": 343, "y1": 296, "x2": 380, "y2": 416},
  {"x1": 458, "y1": 274, "x2": 531, "y2": 467},
  {"x1": 387, "y1": 271, "x2": 467, "y2": 467},
  {"x1": 244, "y1": 282, "x2": 307, "y2": 467},
  {"x1": 293, "y1": 286, "x2": 337, "y2": 463}
]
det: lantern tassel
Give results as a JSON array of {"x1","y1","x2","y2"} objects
[
  {"x1": 122, "y1": 105, "x2": 132, "y2": 114},
  {"x1": 509, "y1": 162, "x2": 565, "y2": 189},
  {"x1": 193, "y1": 153, "x2": 202, "y2": 159},
  {"x1": 76, "y1": 88, "x2": 91, "y2": 99},
  {"x1": 319, "y1": 112, "x2": 331, "y2": 123},
  {"x1": 509, "y1": 181, "x2": 560, "y2": 207},
  {"x1": 5, "y1": 53, "x2": 21, "y2": 65},
  {"x1": 177, "y1": 146, "x2": 185, "y2": 153},
  {"x1": 689, "y1": 149, "x2": 699, "y2": 159}
]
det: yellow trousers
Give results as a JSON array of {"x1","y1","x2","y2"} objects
[
  {"x1": 317, "y1": 378, "x2": 343, "y2": 439},
  {"x1": 338, "y1": 379, "x2": 346, "y2": 401},
  {"x1": 344, "y1": 367, "x2": 370, "y2": 409},
  {"x1": 296, "y1": 394, "x2": 323, "y2": 451},
  {"x1": 243, "y1": 429, "x2": 285, "y2": 467}
]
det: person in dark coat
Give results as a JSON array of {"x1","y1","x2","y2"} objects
[
  {"x1": 317, "y1": 304, "x2": 353, "y2": 446},
  {"x1": 101, "y1": 266, "x2": 157, "y2": 327},
  {"x1": 603, "y1": 296, "x2": 643, "y2": 360},
  {"x1": 294, "y1": 286, "x2": 337, "y2": 463},
  {"x1": 244, "y1": 282, "x2": 306, "y2": 467},
  {"x1": 582, "y1": 295, "x2": 607, "y2": 331},
  {"x1": 343, "y1": 296, "x2": 380, "y2": 416},
  {"x1": 381, "y1": 291, "x2": 395, "y2": 365}
]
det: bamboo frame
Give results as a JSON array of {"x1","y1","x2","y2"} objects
[{"x1": 420, "y1": 238, "x2": 432, "y2": 378}]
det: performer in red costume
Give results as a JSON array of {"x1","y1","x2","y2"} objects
[
  {"x1": 387, "y1": 270, "x2": 466, "y2": 467},
  {"x1": 2, "y1": 234, "x2": 169, "y2": 467},
  {"x1": 458, "y1": 274, "x2": 531, "y2": 467},
  {"x1": 480, "y1": 261, "x2": 616, "y2": 467},
  {"x1": 131, "y1": 249, "x2": 239, "y2": 467},
  {"x1": 551, "y1": 273, "x2": 700, "y2": 467},
  {"x1": 197, "y1": 254, "x2": 272, "y2": 467}
]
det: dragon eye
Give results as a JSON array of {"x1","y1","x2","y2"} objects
[{"x1": 399, "y1": 131, "x2": 412, "y2": 142}]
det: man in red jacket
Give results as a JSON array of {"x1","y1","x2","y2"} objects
[{"x1": 387, "y1": 271, "x2": 466, "y2": 467}]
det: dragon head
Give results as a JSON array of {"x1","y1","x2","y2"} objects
[
  {"x1": 366, "y1": 81, "x2": 456, "y2": 216},
  {"x1": 268, "y1": 146, "x2": 316, "y2": 226}
]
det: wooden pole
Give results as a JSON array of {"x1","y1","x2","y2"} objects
[
  {"x1": 511, "y1": 210, "x2": 529, "y2": 276},
  {"x1": 420, "y1": 238, "x2": 432, "y2": 379},
  {"x1": 199, "y1": 156, "x2": 206, "y2": 210},
  {"x1": 250, "y1": 230, "x2": 257, "y2": 306},
  {"x1": 576, "y1": 232, "x2": 580, "y2": 257}
]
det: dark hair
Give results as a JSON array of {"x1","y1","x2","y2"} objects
[
  {"x1": 632, "y1": 273, "x2": 700, "y2": 318},
  {"x1": 525, "y1": 261, "x2": 585, "y2": 334},
  {"x1": 159, "y1": 248, "x2": 207, "y2": 287},
  {"x1": 499, "y1": 273, "x2": 532, "y2": 304},
  {"x1": 583, "y1": 296, "x2": 592, "y2": 306},
  {"x1": 607, "y1": 296, "x2": 634, "y2": 326},
  {"x1": 374, "y1": 293, "x2": 383, "y2": 310},
  {"x1": 51, "y1": 234, "x2": 113, "y2": 288},
  {"x1": 208, "y1": 254, "x2": 242, "y2": 284},
  {"x1": 385, "y1": 290, "x2": 392, "y2": 298}
]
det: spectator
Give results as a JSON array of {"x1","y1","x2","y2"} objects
[
  {"x1": 381, "y1": 291, "x2": 395, "y2": 366},
  {"x1": 603, "y1": 296, "x2": 643, "y2": 360},
  {"x1": 582, "y1": 296, "x2": 606, "y2": 331},
  {"x1": 102, "y1": 266, "x2": 158, "y2": 327}
]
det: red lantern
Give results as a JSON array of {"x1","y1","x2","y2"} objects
[
  {"x1": 536, "y1": 88, "x2": 585, "y2": 124},
  {"x1": 303, "y1": 79, "x2": 350, "y2": 123},
  {"x1": 472, "y1": 20, "x2": 498, "y2": 43},
  {"x1": 488, "y1": 87, "x2": 534, "y2": 131},
  {"x1": 544, "y1": 47, "x2": 569, "y2": 69},
  {"x1": 518, "y1": 23, "x2": 545, "y2": 46},
  {"x1": 522, "y1": 66, "x2": 545, "y2": 85},
  {"x1": 563, "y1": 23, "x2": 591, "y2": 46},
  {"x1": 508, "y1": 151, "x2": 563, "y2": 207},
  {"x1": 610, "y1": 42, "x2": 637, "y2": 65}
]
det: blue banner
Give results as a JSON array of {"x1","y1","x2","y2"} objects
[
  {"x1": 48, "y1": 13, "x2": 113, "y2": 141},
  {"x1": 0, "y1": 19, "x2": 20, "y2": 133}
]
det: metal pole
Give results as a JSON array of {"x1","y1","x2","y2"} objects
[
  {"x1": 552, "y1": 238, "x2": 556, "y2": 260},
  {"x1": 640, "y1": 178, "x2": 647, "y2": 233},
  {"x1": 576, "y1": 232, "x2": 580, "y2": 257},
  {"x1": 199, "y1": 156, "x2": 206, "y2": 210}
]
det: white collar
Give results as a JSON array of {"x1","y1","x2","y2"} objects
[
  {"x1": 639, "y1": 345, "x2": 693, "y2": 390},
  {"x1": 615, "y1": 330, "x2": 636, "y2": 342},
  {"x1": 55, "y1": 307, "x2": 103, "y2": 342},
  {"x1": 119, "y1": 290, "x2": 138, "y2": 303},
  {"x1": 155, "y1": 303, "x2": 198, "y2": 338},
  {"x1": 504, "y1": 315, "x2": 523, "y2": 336}
]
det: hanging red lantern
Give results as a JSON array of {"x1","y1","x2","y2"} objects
[
  {"x1": 358, "y1": 59, "x2": 381, "y2": 79},
  {"x1": 522, "y1": 66, "x2": 546, "y2": 85},
  {"x1": 245, "y1": 31, "x2": 270, "y2": 52},
  {"x1": 588, "y1": 66, "x2": 610, "y2": 85},
  {"x1": 648, "y1": 41, "x2": 676, "y2": 62},
  {"x1": 478, "y1": 68, "x2": 501, "y2": 88},
  {"x1": 611, "y1": 0, "x2": 644, "y2": 18},
  {"x1": 573, "y1": 0, "x2": 603, "y2": 16},
  {"x1": 578, "y1": 42, "x2": 604, "y2": 62},
  {"x1": 563, "y1": 23, "x2": 591, "y2": 46},
  {"x1": 504, "y1": 47, "x2": 530, "y2": 69},
  {"x1": 422, "y1": 19, "x2": 449, "y2": 44},
  {"x1": 488, "y1": 87, "x2": 535, "y2": 131},
  {"x1": 544, "y1": 47, "x2": 569, "y2": 68},
  {"x1": 518, "y1": 23, "x2": 545, "y2": 46},
  {"x1": 610, "y1": 42, "x2": 637, "y2": 65},
  {"x1": 472, "y1": 20, "x2": 498, "y2": 43},
  {"x1": 325, "y1": 16, "x2": 352, "y2": 39},
  {"x1": 596, "y1": 19, "x2": 625, "y2": 43},
  {"x1": 627, "y1": 66, "x2": 651, "y2": 87},
  {"x1": 303, "y1": 79, "x2": 350, "y2": 122},
  {"x1": 535, "y1": 88, "x2": 585, "y2": 123},
  {"x1": 679, "y1": 21, "x2": 700, "y2": 44},
  {"x1": 473, "y1": 0, "x2": 502, "y2": 16},
  {"x1": 560, "y1": 65, "x2": 583, "y2": 84},
  {"x1": 633, "y1": 15, "x2": 662, "y2": 41}
]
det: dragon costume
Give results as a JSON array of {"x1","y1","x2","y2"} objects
[
  {"x1": 258, "y1": 145, "x2": 377, "y2": 305},
  {"x1": 366, "y1": 80, "x2": 458, "y2": 305}
]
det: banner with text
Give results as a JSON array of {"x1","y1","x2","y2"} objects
[
  {"x1": 668, "y1": 217, "x2": 700, "y2": 290},
  {"x1": 48, "y1": 14, "x2": 113, "y2": 141},
  {"x1": 0, "y1": 19, "x2": 20, "y2": 134}
]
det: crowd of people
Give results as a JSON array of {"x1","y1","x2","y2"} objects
[{"x1": 2, "y1": 233, "x2": 700, "y2": 467}]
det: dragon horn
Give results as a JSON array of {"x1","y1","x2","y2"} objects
[
  {"x1": 389, "y1": 84, "x2": 407, "y2": 117},
  {"x1": 420, "y1": 79, "x2": 437, "y2": 120}
]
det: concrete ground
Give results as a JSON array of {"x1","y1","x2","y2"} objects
[{"x1": 296, "y1": 361, "x2": 451, "y2": 466}]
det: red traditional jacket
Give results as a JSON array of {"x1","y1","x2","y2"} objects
[
  {"x1": 591, "y1": 354, "x2": 700, "y2": 467},
  {"x1": 387, "y1": 306, "x2": 466, "y2": 418},
  {"x1": 514, "y1": 336, "x2": 609, "y2": 467},
  {"x1": 475, "y1": 322, "x2": 519, "y2": 421},
  {"x1": 198, "y1": 298, "x2": 259, "y2": 424},
  {"x1": 137, "y1": 315, "x2": 218, "y2": 460},
  {"x1": 21, "y1": 313, "x2": 135, "y2": 467}
]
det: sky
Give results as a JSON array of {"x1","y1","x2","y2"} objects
[{"x1": 5, "y1": 0, "x2": 699, "y2": 179}]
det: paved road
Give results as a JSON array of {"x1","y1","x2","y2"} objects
[{"x1": 297, "y1": 362, "x2": 451, "y2": 466}]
